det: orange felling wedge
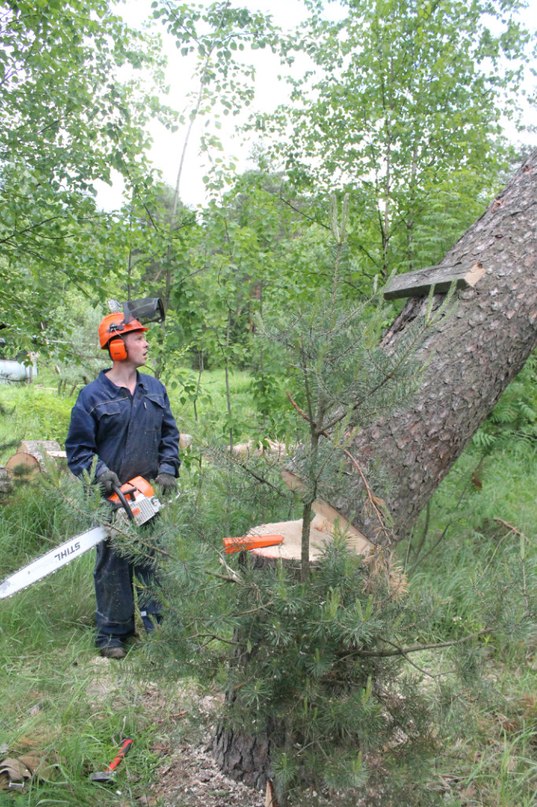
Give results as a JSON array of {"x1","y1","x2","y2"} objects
[{"x1": 223, "y1": 535, "x2": 285, "y2": 554}]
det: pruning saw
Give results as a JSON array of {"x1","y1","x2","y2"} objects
[{"x1": 0, "y1": 477, "x2": 162, "y2": 600}]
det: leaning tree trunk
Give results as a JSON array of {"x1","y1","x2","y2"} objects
[
  {"x1": 327, "y1": 150, "x2": 537, "y2": 544},
  {"x1": 214, "y1": 152, "x2": 537, "y2": 794}
]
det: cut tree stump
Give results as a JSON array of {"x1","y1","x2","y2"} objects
[
  {"x1": 16, "y1": 440, "x2": 66, "y2": 469},
  {"x1": 6, "y1": 452, "x2": 41, "y2": 480}
]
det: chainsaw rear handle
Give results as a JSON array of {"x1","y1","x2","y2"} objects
[{"x1": 111, "y1": 485, "x2": 135, "y2": 522}]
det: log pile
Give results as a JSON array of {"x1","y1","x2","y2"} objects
[{"x1": 5, "y1": 440, "x2": 66, "y2": 479}]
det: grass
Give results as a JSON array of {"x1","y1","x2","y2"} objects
[
  {"x1": 399, "y1": 444, "x2": 537, "y2": 806},
  {"x1": 1, "y1": 366, "x2": 537, "y2": 805}
]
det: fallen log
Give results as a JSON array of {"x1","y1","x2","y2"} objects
[{"x1": 6, "y1": 440, "x2": 66, "y2": 481}]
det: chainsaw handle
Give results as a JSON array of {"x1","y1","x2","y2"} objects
[{"x1": 112, "y1": 485, "x2": 135, "y2": 522}]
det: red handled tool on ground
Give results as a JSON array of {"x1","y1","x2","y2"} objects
[{"x1": 90, "y1": 738, "x2": 133, "y2": 783}]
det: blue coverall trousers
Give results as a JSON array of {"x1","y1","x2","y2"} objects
[{"x1": 94, "y1": 537, "x2": 162, "y2": 649}]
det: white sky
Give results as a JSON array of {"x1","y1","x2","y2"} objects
[{"x1": 95, "y1": 0, "x2": 537, "y2": 211}]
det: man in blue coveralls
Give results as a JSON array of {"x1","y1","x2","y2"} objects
[{"x1": 66, "y1": 312, "x2": 180, "y2": 659}]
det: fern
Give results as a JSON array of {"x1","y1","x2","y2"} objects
[{"x1": 472, "y1": 350, "x2": 537, "y2": 452}]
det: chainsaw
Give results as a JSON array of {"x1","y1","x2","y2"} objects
[{"x1": 0, "y1": 476, "x2": 162, "y2": 600}]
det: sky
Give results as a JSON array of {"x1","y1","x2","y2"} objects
[
  {"x1": 96, "y1": 0, "x2": 314, "y2": 210},
  {"x1": 95, "y1": 0, "x2": 537, "y2": 212}
]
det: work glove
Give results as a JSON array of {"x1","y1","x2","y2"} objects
[
  {"x1": 155, "y1": 472, "x2": 177, "y2": 495},
  {"x1": 97, "y1": 469, "x2": 121, "y2": 496}
]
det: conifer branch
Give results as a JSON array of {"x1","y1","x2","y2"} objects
[
  {"x1": 225, "y1": 452, "x2": 287, "y2": 496},
  {"x1": 350, "y1": 629, "x2": 490, "y2": 659},
  {"x1": 286, "y1": 391, "x2": 391, "y2": 541},
  {"x1": 338, "y1": 445, "x2": 392, "y2": 543},
  {"x1": 493, "y1": 517, "x2": 525, "y2": 537},
  {"x1": 191, "y1": 632, "x2": 239, "y2": 647}
]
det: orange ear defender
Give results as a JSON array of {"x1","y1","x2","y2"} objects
[{"x1": 108, "y1": 337, "x2": 128, "y2": 362}]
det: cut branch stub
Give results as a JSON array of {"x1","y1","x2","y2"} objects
[{"x1": 383, "y1": 261, "x2": 485, "y2": 300}]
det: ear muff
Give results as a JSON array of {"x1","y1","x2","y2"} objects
[{"x1": 109, "y1": 337, "x2": 128, "y2": 361}]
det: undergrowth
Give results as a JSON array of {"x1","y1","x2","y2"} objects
[{"x1": 0, "y1": 366, "x2": 536, "y2": 805}]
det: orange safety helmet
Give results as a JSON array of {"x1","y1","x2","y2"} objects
[{"x1": 98, "y1": 313, "x2": 148, "y2": 361}]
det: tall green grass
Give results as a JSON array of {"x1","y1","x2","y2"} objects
[{"x1": 400, "y1": 444, "x2": 537, "y2": 806}]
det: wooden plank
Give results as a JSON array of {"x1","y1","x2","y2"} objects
[{"x1": 383, "y1": 261, "x2": 485, "y2": 300}]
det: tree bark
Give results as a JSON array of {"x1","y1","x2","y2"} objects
[{"x1": 330, "y1": 151, "x2": 537, "y2": 543}]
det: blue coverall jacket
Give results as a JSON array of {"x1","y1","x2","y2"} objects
[
  {"x1": 65, "y1": 369, "x2": 180, "y2": 648},
  {"x1": 65, "y1": 369, "x2": 180, "y2": 484}
]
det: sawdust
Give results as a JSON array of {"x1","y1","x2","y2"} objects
[
  {"x1": 140, "y1": 684, "x2": 264, "y2": 807},
  {"x1": 144, "y1": 738, "x2": 265, "y2": 807}
]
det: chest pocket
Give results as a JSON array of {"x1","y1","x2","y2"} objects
[
  {"x1": 142, "y1": 393, "x2": 165, "y2": 444},
  {"x1": 93, "y1": 400, "x2": 127, "y2": 436}
]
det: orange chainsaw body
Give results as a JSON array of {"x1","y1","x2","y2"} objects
[{"x1": 108, "y1": 476, "x2": 161, "y2": 526}]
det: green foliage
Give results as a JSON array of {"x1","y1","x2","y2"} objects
[
  {"x1": 0, "y1": 0, "x2": 172, "y2": 351},
  {"x1": 223, "y1": 541, "x2": 435, "y2": 800},
  {"x1": 404, "y1": 436, "x2": 537, "y2": 652},
  {"x1": 143, "y1": 454, "x2": 512, "y2": 804},
  {"x1": 472, "y1": 350, "x2": 537, "y2": 452},
  {"x1": 248, "y1": 198, "x2": 456, "y2": 565},
  {"x1": 257, "y1": 0, "x2": 533, "y2": 281},
  {"x1": 399, "y1": 441, "x2": 537, "y2": 806},
  {"x1": 151, "y1": 1, "x2": 280, "y2": 197},
  {"x1": 0, "y1": 386, "x2": 74, "y2": 450}
]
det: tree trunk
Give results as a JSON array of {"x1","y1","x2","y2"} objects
[
  {"x1": 326, "y1": 150, "x2": 537, "y2": 544},
  {"x1": 213, "y1": 694, "x2": 273, "y2": 791}
]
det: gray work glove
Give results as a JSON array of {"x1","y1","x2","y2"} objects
[
  {"x1": 155, "y1": 472, "x2": 177, "y2": 495},
  {"x1": 97, "y1": 469, "x2": 121, "y2": 496}
]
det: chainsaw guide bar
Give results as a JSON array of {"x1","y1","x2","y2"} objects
[{"x1": 0, "y1": 526, "x2": 107, "y2": 600}]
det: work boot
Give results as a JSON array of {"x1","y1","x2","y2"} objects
[{"x1": 100, "y1": 645, "x2": 126, "y2": 660}]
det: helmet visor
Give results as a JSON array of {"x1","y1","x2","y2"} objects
[{"x1": 123, "y1": 298, "x2": 165, "y2": 324}]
